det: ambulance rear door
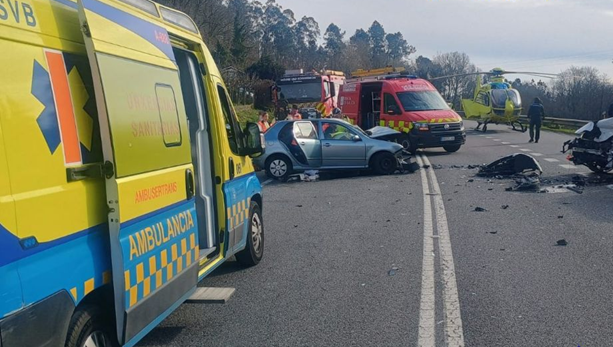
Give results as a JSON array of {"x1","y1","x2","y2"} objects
[{"x1": 77, "y1": 0, "x2": 199, "y2": 344}]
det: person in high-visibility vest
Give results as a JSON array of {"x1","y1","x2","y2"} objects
[{"x1": 257, "y1": 111, "x2": 270, "y2": 132}]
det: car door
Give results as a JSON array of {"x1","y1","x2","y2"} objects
[
  {"x1": 293, "y1": 121, "x2": 322, "y2": 167},
  {"x1": 78, "y1": 1, "x2": 199, "y2": 345},
  {"x1": 320, "y1": 121, "x2": 366, "y2": 167}
]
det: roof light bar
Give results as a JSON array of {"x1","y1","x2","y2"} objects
[{"x1": 160, "y1": 7, "x2": 198, "y2": 33}]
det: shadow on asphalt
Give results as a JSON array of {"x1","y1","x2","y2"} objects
[
  {"x1": 138, "y1": 326, "x2": 185, "y2": 346},
  {"x1": 204, "y1": 259, "x2": 246, "y2": 279}
]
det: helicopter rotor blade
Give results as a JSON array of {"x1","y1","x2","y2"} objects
[
  {"x1": 429, "y1": 72, "x2": 487, "y2": 81},
  {"x1": 503, "y1": 71, "x2": 559, "y2": 78}
]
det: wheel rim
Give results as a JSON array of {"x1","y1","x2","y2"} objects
[
  {"x1": 381, "y1": 157, "x2": 394, "y2": 171},
  {"x1": 251, "y1": 212, "x2": 263, "y2": 256},
  {"x1": 270, "y1": 159, "x2": 287, "y2": 177},
  {"x1": 83, "y1": 331, "x2": 109, "y2": 347}
]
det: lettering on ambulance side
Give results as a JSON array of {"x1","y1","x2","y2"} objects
[
  {"x1": 128, "y1": 209, "x2": 194, "y2": 260},
  {"x1": 0, "y1": 0, "x2": 37, "y2": 27}
]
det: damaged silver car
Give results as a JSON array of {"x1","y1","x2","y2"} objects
[{"x1": 253, "y1": 119, "x2": 412, "y2": 180}]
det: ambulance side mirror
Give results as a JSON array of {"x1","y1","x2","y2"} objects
[{"x1": 242, "y1": 122, "x2": 265, "y2": 157}]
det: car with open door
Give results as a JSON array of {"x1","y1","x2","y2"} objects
[{"x1": 253, "y1": 119, "x2": 409, "y2": 180}]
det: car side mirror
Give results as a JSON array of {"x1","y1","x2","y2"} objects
[
  {"x1": 352, "y1": 135, "x2": 361, "y2": 142},
  {"x1": 242, "y1": 122, "x2": 265, "y2": 157}
]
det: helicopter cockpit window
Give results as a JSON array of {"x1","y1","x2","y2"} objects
[
  {"x1": 491, "y1": 89, "x2": 521, "y2": 108},
  {"x1": 476, "y1": 92, "x2": 490, "y2": 106}
]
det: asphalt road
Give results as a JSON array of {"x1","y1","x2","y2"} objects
[{"x1": 139, "y1": 121, "x2": 613, "y2": 347}]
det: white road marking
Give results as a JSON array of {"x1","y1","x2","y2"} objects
[
  {"x1": 520, "y1": 148, "x2": 531, "y2": 152},
  {"x1": 544, "y1": 158, "x2": 560, "y2": 163},
  {"x1": 559, "y1": 164, "x2": 579, "y2": 170},
  {"x1": 422, "y1": 154, "x2": 465, "y2": 347},
  {"x1": 501, "y1": 142, "x2": 511, "y2": 145},
  {"x1": 530, "y1": 153, "x2": 543, "y2": 157},
  {"x1": 262, "y1": 179, "x2": 273, "y2": 186},
  {"x1": 607, "y1": 185, "x2": 613, "y2": 190},
  {"x1": 510, "y1": 145, "x2": 520, "y2": 148},
  {"x1": 493, "y1": 139, "x2": 501, "y2": 142},
  {"x1": 485, "y1": 136, "x2": 493, "y2": 139},
  {"x1": 416, "y1": 155, "x2": 436, "y2": 347},
  {"x1": 477, "y1": 135, "x2": 486, "y2": 137}
]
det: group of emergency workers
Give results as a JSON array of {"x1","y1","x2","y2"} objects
[{"x1": 256, "y1": 104, "x2": 349, "y2": 134}]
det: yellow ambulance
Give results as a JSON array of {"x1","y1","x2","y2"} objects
[{"x1": 0, "y1": 0, "x2": 265, "y2": 346}]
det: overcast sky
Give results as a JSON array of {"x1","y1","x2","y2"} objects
[{"x1": 274, "y1": 0, "x2": 613, "y2": 81}]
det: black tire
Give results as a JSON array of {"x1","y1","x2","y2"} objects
[
  {"x1": 65, "y1": 306, "x2": 116, "y2": 347},
  {"x1": 443, "y1": 144, "x2": 462, "y2": 153},
  {"x1": 265, "y1": 155, "x2": 292, "y2": 181},
  {"x1": 371, "y1": 152, "x2": 398, "y2": 175},
  {"x1": 236, "y1": 202, "x2": 264, "y2": 267}
]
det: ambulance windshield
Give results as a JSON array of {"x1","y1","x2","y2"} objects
[
  {"x1": 397, "y1": 91, "x2": 450, "y2": 112},
  {"x1": 278, "y1": 82, "x2": 321, "y2": 102}
]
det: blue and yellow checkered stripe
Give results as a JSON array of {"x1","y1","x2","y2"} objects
[
  {"x1": 227, "y1": 197, "x2": 251, "y2": 230},
  {"x1": 69, "y1": 270, "x2": 111, "y2": 303},
  {"x1": 124, "y1": 232, "x2": 198, "y2": 308}
]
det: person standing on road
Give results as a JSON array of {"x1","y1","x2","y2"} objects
[
  {"x1": 286, "y1": 104, "x2": 302, "y2": 120},
  {"x1": 528, "y1": 97, "x2": 545, "y2": 143},
  {"x1": 257, "y1": 111, "x2": 270, "y2": 133}
]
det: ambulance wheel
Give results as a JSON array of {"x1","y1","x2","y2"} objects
[
  {"x1": 443, "y1": 144, "x2": 462, "y2": 153},
  {"x1": 65, "y1": 305, "x2": 116, "y2": 347},
  {"x1": 371, "y1": 152, "x2": 398, "y2": 175},
  {"x1": 236, "y1": 202, "x2": 264, "y2": 267},
  {"x1": 265, "y1": 155, "x2": 292, "y2": 181}
]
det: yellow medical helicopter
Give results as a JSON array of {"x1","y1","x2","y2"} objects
[{"x1": 430, "y1": 68, "x2": 558, "y2": 132}]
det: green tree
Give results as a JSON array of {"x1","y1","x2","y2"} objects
[
  {"x1": 368, "y1": 21, "x2": 386, "y2": 68},
  {"x1": 324, "y1": 23, "x2": 346, "y2": 70}
]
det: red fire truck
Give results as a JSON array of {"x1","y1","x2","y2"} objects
[
  {"x1": 273, "y1": 69, "x2": 345, "y2": 120},
  {"x1": 339, "y1": 68, "x2": 466, "y2": 153}
]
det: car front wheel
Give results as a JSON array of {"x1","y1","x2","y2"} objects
[{"x1": 371, "y1": 152, "x2": 398, "y2": 175}]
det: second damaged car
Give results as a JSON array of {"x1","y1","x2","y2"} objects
[
  {"x1": 563, "y1": 117, "x2": 613, "y2": 173},
  {"x1": 253, "y1": 119, "x2": 412, "y2": 180}
]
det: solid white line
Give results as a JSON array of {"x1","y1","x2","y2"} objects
[
  {"x1": 544, "y1": 158, "x2": 560, "y2": 162},
  {"x1": 559, "y1": 164, "x2": 579, "y2": 169},
  {"x1": 262, "y1": 179, "x2": 273, "y2": 186},
  {"x1": 416, "y1": 155, "x2": 436, "y2": 347},
  {"x1": 422, "y1": 155, "x2": 465, "y2": 347},
  {"x1": 510, "y1": 145, "x2": 520, "y2": 148}
]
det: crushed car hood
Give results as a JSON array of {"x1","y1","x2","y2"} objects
[{"x1": 367, "y1": 126, "x2": 401, "y2": 139}]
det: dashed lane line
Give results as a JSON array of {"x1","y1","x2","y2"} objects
[
  {"x1": 544, "y1": 158, "x2": 560, "y2": 163},
  {"x1": 501, "y1": 142, "x2": 511, "y2": 145},
  {"x1": 510, "y1": 145, "x2": 520, "y2": 148},
  {"x1": 422, "y1": 154, "x2": 466, "y2": 347},
  {"x1": 520, "y1": 149, "x2": 531, "y2": 152},
  {"x1": 530, "y1": 153, "x2": 543, "y2": 157},
  {"x1": 559, "y1": 164, "x2": 580, "y2": 170},
  {"x1": 416, "y1": 155, "x2": 436, "y2": 347},
  {"x1": 485, "y1": 136, "x2": 493, "y2": 139}
]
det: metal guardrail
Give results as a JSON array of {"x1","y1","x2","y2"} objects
[{"x1": 517, "y1": 115, "x2": 589, "y2": 129}]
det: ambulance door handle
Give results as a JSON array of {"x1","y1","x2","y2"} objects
[
  {"x1": 229, "y1": 158, "x2": 235, "y2": 180},
  {"x1": 323, "y1": 143, "x2": 331, "y2": 147},
  {"x1": 185, "y1": 169, "x2": 195, "y2": 199}
]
